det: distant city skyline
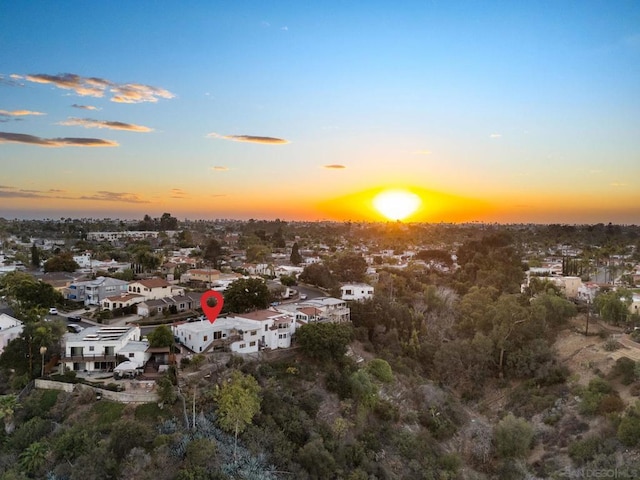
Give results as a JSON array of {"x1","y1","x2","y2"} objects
[{"x1": 1, "y1": 1, "x2": 638, "y2": 224}]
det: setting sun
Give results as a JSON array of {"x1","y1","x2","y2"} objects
[{"x1": 373, "y1": 189, "x2": 422, "y2": 221}]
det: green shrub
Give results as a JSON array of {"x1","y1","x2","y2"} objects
[
  {"x1": 618, "y1": 413, "x2": 640, "y2": 447},
  {"x1": 135, "y1": 402, "x2": 168, "y2": 422},
  {"x1": 91, "y1": 400, "x2": 125, "y2": 428},
  {"x1": 494, "y1": 413, "x2": 533, "y2": 459},
  {"x1": 7, "y1": 417, "x2": 54, "y2": 451},
  {"x1": 367, "y1": 358, "x2": 394, "y2": 383},
  {"x1": 610, "y1": 357, "x2": 637, "y2": 385},
  {"x1": 578, "y1": 377, "x2": 624, "y2": 417},
  {"x1": 568, "y1": 436, "x2": 600, "y2": 464}
]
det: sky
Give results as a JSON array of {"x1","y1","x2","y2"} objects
[{"x1": 0, "y1": 1, "x2": 639, "y2": 224}]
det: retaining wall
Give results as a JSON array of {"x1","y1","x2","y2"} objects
[{"x1": 34, "y1": 378, "x2": 158, "y2": 404}]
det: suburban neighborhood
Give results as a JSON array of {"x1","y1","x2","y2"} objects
[{"x1": 1, "y1": 217, "x2": 640, "y2": 478}]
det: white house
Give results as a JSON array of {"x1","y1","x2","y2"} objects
[
  {"x1": 277, "y1": 296, "x2": 351, "y2": 323},
  {"x1": 0, "y1": 313, "x2": 23, "y2": 355},
  {"x1": 117, "y1": 340, "x2": 152, "y2": 369},
  {"x1": 273, "y1": 265, "x2": 304, "y2": 278},
  {"x1": 61, "y1": 325, "x2": 147, "y2": 372},
  {"x1": 172, "y1": 308, "x2": 296, "y2": 354},
  {"x1": 340, "y1": 283, "x2": 374, "y2": 301}
]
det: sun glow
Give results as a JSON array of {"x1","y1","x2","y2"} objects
[{"x1": 373, "y1": 189, "x2": 422, "y2": 221}]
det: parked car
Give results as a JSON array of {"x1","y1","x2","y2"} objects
[
  {"x1": 49, "y1": 307, "x2": 58, "y2": 315},
  {"x1": 67, "y1": 324, "x2": 84, "y2": 333},
  {"x1": 67, "y1": 315, "x2": 82, "y2": 321}
]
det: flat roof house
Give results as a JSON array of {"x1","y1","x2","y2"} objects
[{"x1": 61, "y1": 325, "x2": 146, "y2": 373}]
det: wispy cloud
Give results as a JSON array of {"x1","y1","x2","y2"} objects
[
  {"x1": 211, "y1": 166, "x2": 229, "y2": 171},
  {"x1": 490, "y1": 133, "x2": 502, "y2": 138},
  {"x1": 0, "y1": 74, "x2": 23, "y2": 87},
  {"x1": 13, "y1": 73, "x2": 175, "y2": 103},
  {"x1": 0, "y1": 131, "x2": 118, "y2": 147},
  {"x1": 58, "y1": 117, "x2": 153, "y2": 132},
  {"x1": 170, "y1": 188, "x2": 187, "y2": 198},
  {"x1": 71, "y1": 104, "x2": 100, "y2": 111},
  {"x1": 412, "y1": 150, "x2": 431, "y2": 155},
  {"x1": 78, "y1": 191, "x2": 149, "y2": 203},
  {"x1": 0, "y1": 188, "x2": 49, "y2": 199},
  {"x1": 0, "y1": 109, "x2": 46, "y2": 117},
  {"x1": 110, "y1": 83, "x2": 175, "y2": 104},
  {"x1": 207, "y1": 132, "x2": 289, "y2": 144},
  {"x1": 610, "y1": 182, "x2": 627, "y2": 187},
  {"x1": 0, "y1": 185, "x2": 146, "y2": 203},
  {"x1": 323, "y1": 164, "x2": 346, "y2": 169}
]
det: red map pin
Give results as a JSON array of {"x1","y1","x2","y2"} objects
[{"x1": 201, "y1": 290, "x2": 224, "y2": 324}]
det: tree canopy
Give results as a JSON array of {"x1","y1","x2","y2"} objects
[
  {"x1": 299, "y1": 263, "x2": 338, "y2": 290},
  {"x1": 0, "y1": 271, "x2": 63, "y2": 312},
  {"x1": 43, "y1": 252, "x2": 79, "y2": 273},
  {"x1": 328, "y1": 252, "x2": 368, "y2": 283},
  {"x1": 296, "y1": 322, "x2": 353, "y2": 361},
  {"x1": 214, "y1": 370, "x2": 261, "y2": 456},
  {"x1": 223, "y1": 277, "x2": 271, "y2": 314},
  {"x1": 146, "y1": 325, "x2": 174, "y2": 348}
]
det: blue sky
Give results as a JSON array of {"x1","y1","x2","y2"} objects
[{"x1": 1, "y1": 1, "x2": 639, "y2": 223}]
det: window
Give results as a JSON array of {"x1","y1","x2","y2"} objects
[
  {"x1": 89, "y1": 346, "x2": 95, "y2": 352},
  {"x1": 345, "y1": 289, "x2": 353, "y2": 295},
  {"x1": 214, "y1": 331, "x2": 222, "y2": 340},
  {"x1": 239, "y1": 343, "x2": 246, "y2": 349},
  {"x1": 264, "y1": 325, "x2": 268, "y2": 332},
  {"x1": 250, "y1": 341, "x2": 256, "y2": 347},
  {"x1": 129, "y1": 353, "x2": 134, "y2": 358},
  {"x1": 279, "y1": 333, "x2": 287, "y2": 339},
  {"x1": 251, "y1": 330, "x2": 257, "y2": 336},
  {"x1": 203, "y1": 336, "x2": 208, "y2": 342}
]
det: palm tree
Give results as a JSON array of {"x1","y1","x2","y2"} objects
[
  {"x1": 0, "y1": 394, "x2": 18, "y2": 434},
  {"x1": 20, "y1": 441, "x2": 48, "y2": 474}
]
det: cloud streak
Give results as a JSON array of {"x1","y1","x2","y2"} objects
[
  {"x1": 0, "y1": 109, "x2": 46, "y2": 117},
  {"x1": 78, "y1": 191, "x2": 150, "y2": 203},
  {"x1": 170, "y1": 188, "x2": 187, "y2": 199},
  {"x1": 14, "y1": 73, "x2": 175, "y2": 103},
  {"x1": 71, "y1": 104, "x2": 100, "y2": 111},
  {"x1": 324, "y1": 164, "x2": 346, "y2": 169},
  {"x1": 211, "y1": 166, "x2": 229, "y2": 171},
  {"x1": 0, "y1": 185, "x2": 147, "y2": 204},
  {"x1": 58, "y1": 117, "x2": 153, "y2": 132},
  {"x1": 0, "y1": 131, "x2": 118, "y2": 147},
  {"x1": 207, "y1": 132, "x2": 289, "y2": 144}
]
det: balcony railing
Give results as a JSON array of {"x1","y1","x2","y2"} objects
[{"x1": 61, "y1": 354, "x2": 118, "y2": 363}]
